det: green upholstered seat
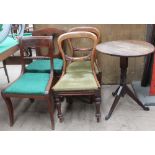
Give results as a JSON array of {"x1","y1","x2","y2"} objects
[
  {"x1": 53, "y1": 72, "x2": 98, "y2": 91},
  {"x1": 0, "y1": 37, "x2": 18, "y2": 54},
  {"x1": 26, "y1": 58, "x2": 63, "y2": 74},
  {"x1": 0, "y1": 33, "x2": 32, "y2": 55},
  {"x1": 4, "y1": 73, "x2": 50, "y2": 95},
  {"x1": 67, "y1": 61, "x2": 99, "y2": 74}
]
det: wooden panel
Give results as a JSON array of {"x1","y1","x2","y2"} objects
[{"x1": 33, "y1": 24, "x2": 147, "y2": 84}]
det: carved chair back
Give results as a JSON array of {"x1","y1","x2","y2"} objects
[
  {"x1": 19, "y1": 36, "x2": 54, "y2": 74},
  {"x1": 32, "y1": 28, "x2": 66, "y2": 57},
  {"x1": 68, "y1": 27, "x2": 100, "y2": 57},
  {"x1": 57, "y1": 31, "x2": 100, "y2": 86}
]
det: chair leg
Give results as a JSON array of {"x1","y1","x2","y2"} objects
[
  {"x1": 55, "y1": 96, "x2": 63, "y2": 122},
  {"x1": 66, "y1": 97, "x2": 73, "y2": 104},
  {"x1": 3, "y1": 60, "x2": 10, "y2": 83},
  {"x1": 1, "y1": 94, "x2": 14, "y2": 126},
  {"x1": 29, "y1": 98, "x2": 35, "y2": 103},
  {"x1": 47, "y1": 96, "x2": 55, "y2": 130},
  {"x1": 90, "y1": 95, "x2": 94, "y2": 104},
  {"x1": 95, "y1": 90, "x2": 101, "y2": 122}
]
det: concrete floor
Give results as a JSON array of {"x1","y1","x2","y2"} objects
[{"x1": 1, "y1": 64, "x2": 155, "y2": 131}]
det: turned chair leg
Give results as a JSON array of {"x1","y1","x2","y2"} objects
[
  {"x1": 95, "y1": 90, "x2": 101, "y2": 122},
  {"x1": 47, "y1": 96, "x2": 55, "y2": 130},
  {"x1": 1, "y1": 94, "x2": 14, "y2": 126},
  {"x1": 55, "y1": 96, "x2": 63, "y2": 122}
]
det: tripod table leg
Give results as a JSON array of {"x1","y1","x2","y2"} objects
[{"x1": 125, "y1": 86, "x2": 149, "y2": 111}]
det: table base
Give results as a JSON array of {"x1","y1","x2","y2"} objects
[{"x1": 105, "y1": 56, "x2": 150, "y2": 120}]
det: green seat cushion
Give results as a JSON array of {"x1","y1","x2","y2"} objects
[
  {"x1": 26, "y1": 58, "x2": 63, "y2": 74},
  {"x1": 53, "y1": 72, "x2": 98, "y2": 91},
  {"x1": 4, "y1": 73, "x2": 50, "y2": 95},
  {"x1": 67, "y1": 61, "x2": 99, "y2": 74},
  {"x1": 0, "y1": 37, "x2": 18, "y2": 54},
  {"x1": 0, "y1": 33, "x2": 32, "y2": 55},
  {"x1": 23, "y1": 33, "x2": 32, "y2": 36}
]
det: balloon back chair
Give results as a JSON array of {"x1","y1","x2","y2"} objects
[
  {"x1": 26, "y1": 28, "x2": 66, "y2": 78},
  {"x1": 1, "y1": 36, "x2": 55, "y2": 130},
  {"x1": 53, "y1": 31, "x2": 101, "y2": 122},
  {"x1": 68, "y1": 26, "x2": 102, "y2": 84}
]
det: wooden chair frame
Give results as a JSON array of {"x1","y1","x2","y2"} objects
[
  {"x1": 1, "y1": 36, "x2": 55, "y2": 130},
  {"x1": 53, "y1": 31, "x2": 101, "y2": 122}
]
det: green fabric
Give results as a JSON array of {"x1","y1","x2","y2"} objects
[
  {"x1": 12, "y1": 33, "x2": 32, "y2": 37},
  {"x1": 0, "y1": 24, "x2": 3, "y2": 31},
  {"x1": 0, "y1": 33, "x2": 32, "y2": 55},
  {"x1": 26, "y1": 58, "x2": 63, "y2": 74},
  {"x1": 4, "y1": 73, "x2": 50, "y2": 95},
  {"x1": 53, "y1": 72, "x2": 98, "y2": 91},
  {"x1": 67, "y1": 61, "x2": 99, "y2": 74},
  {"x1": 0, "y1": 37, "x2": 18, "y2": 54},
  {"x1": 23, "y1": 33, "x2": 32, "y2": 36}
]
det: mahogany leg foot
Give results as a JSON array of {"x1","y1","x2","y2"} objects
[
  {"x1": 143, "y1": 107, "x2": 150, "y2": 111},
  {"x1": 125, "y1": 86, "x2": 150, "y2": 111},
  {"x1": 105, "y1": 114, "x2": 111, "y2": 120},
  {"x1": 1, "y1": 94, "x2": 14, "y2": 126},
  {"x1": 105, "y1": 87, "x2": 124, "y2": 120},
  {"x1": 55, "y1": 96, "x2": 63, "y2": 122}
]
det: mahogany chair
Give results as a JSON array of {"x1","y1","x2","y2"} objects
[
  {"x1": 1, "y1": 36, "x2": 55, "y2": 130},
  {"x1": 25, "y1": 28, "x2": 66, "y2": 78},
  {"x1": 53, "y1": 31, "x2": 101, "y2": 122}
]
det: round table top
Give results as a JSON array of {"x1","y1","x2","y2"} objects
[{"x1": 96, "y1": 40, "x2": 155, "y2": 57}]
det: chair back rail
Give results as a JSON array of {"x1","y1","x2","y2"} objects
[
  {"x1": 19, "y1": 36, "x2": 54, "y2": 89},
  {"x1": 68, "y1": 27, "x2": 101, "y2": 71},
  {"x1": 32, "y1": 28, "x2": 66, "y2": 57}
]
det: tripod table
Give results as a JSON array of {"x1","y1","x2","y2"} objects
[{"x1": 96, "y1": 40, "x2": 155, "y2": 120}]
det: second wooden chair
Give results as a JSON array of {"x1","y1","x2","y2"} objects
[{"x1": 53, "y1": 31, "x2": 101, "y2": 122}]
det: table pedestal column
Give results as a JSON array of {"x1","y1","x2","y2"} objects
[{"x1": 105, "y1": 56, "x2": 149, "y2": 120}]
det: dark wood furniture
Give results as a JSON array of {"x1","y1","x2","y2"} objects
[
  {"x1": 1, "y1": 36, "x2": 55, "y2": 130},
  {"x1": 53, "y1": 31, "x2": 101, "y2": 122},
  {"x1": 96, "y1": 40, "x2": 155, "y2": 120},
  {"x1": 29, "y1": 28, "x2": 66, "y2": 79},
  {"x1": 32, "y1": 28, "x2": 66, "y2": 58}
]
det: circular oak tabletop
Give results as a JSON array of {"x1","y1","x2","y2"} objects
[{"x1": 96, "y1": 40, "x2": 155, "y2": 57}]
